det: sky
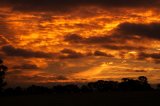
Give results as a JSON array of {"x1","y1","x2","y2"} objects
[{"x1": 1, "y1": 0, "x2": 160, "y2": 86}]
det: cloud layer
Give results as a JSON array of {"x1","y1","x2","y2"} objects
[
  {"x1": 1, "y1": 0, "x2": 160, "y2": 12},
  {"x1": 1, "y1": 0, "x2": 160, "y2": 86},
  {"x1": 2, "y1": 45, "x2": 53, "y2": 58}
]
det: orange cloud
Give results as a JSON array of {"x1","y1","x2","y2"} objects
[{"x1": 1, "y1": 1, "x2": 160, "y2": 86}]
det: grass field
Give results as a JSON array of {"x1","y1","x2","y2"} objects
[{"x1": 0, "y1": 91, "x2": 160, "y2": 106}]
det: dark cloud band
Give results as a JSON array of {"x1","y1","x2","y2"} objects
[
  {"x1": 1, "y1": 45, "x2": 53, "y2": 58},
  {"x1": 1, "y1": 0, "x2": 160, "y2": 12}
]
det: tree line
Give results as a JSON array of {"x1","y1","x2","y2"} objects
[{"x1": 0, "y1": 59, "x2": 160, "y2": 96}]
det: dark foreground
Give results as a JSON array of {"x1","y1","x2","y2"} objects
[{"x1": 0, "y1": 91, "x2": 160, "y2": 106}]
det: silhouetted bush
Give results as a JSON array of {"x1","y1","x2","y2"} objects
[
  {"x1": 87, "y1": 80, "x2": 119, "y2": 92},
  {"x1": 1, "y1": 75, "x2": 155, "y2": 96},
  {"x1": 0, "y1": 59, "x2": 8, "y2": 93},
  {"x1": 80, "y1": 85, "x2": 92, "y2": 92},
  {"x1": 53, "y1": 84, "x2": 80, "y2": 93},
  {"x1": 26, "y1": 85, "x2": 50, "y2": 95},
  {"x1": 157, "y1": 84, "x2": 160, "y2": 90},
  {"x1": 118, "y1": 76, "x2": 152, "y2": 91}
]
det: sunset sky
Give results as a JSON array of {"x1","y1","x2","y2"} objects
[{"x1": 1, "y1": 0, "x2": 160, "y2": 86}]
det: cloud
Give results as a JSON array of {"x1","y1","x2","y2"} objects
[
  {"x1": 133, "y1": 70, "x2": 146, "y2": 73},
  {"x1": 64, "y1": 22, "x2": 160, "y2": 53},
  {"x1": 54, "y1": 75, "x2": 68, "y2": 80},
  {"x1": 65, "y1": 22, "x2": 160, "y2": 45},
  {"x1": 12, "y1": 63, "x2": 39, "y2": 70},
  {"x1": 64, "y1": 34, "x2": 84, "y2": 43},
  {"x1": 26, "y1": 74, "x2": 68, "y2": 81},
  {"x1": 0, "y1": 53, "x2": 5, "y2": 59},
  {"x1": 137, "y1": 52, "x2": 160, "y2": 64},
  {"x1": 115, "y1": 22, "x2": 160, "y2": 39},
  {"x1": 7, "y1": 74, "x2": 69, "y2": 84},
  {"x1": 64, "y1": 33, "x2": 145, "y2": 52},
  {"x1": 0, "y1": 35, "x2": 8, "y2": 46},
  {"x1": 103, "y1": 45, "x2": 146, "y2": 51},
  {"x1": 0, "y1": 21, "x2": 15, "y2": 37},
  {"x1": 124, "y1": 69, "x2": 147, "y2": 73},
  {"x1": 1, "y1": 0, "x2": 159, "y2": 13},
  {"x1": 60, "y1": 48, "x2": 84, "y2": 59},
  {"x1": 1, "y1": 45, "x2": 53, "y2": 58},
  {"x1": 138, "y1": 52, "x2": 160, "y2": 60},
  {"x1": 7, "y1": 70, "x2": 22, "y2": 75},
  {"x1": 85, "y1": 35, "x2": 114, "y2": 44},
  {"x1": 94, "y1": 50, "x2": 113, "y2": 57},
  {"x1": 64, "y1": 34, "x2": 114, "y2": 44},
  {"x1": 60, "y1": 49, "x2": 113, "y2": 58}
]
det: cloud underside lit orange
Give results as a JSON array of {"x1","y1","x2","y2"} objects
[{"x1": 1, "y1": 0, "x2": 160, "y2": 86}]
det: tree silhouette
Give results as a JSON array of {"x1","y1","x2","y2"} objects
[
  {"x1": 0, "y1": 59, "x2": 8, "y2": 92},
  {"x1": 138, "y1": 76, "x2": 148, "y2": 83},
  {"x1": 157, "y1": 84, "x2": 160, "y2": 90},
  {"x1": 0, "y1": 76, "x2": 155, "y2": 96},
  {"x1": 119, "y1": 76, "x2": 152, "y2": 91},
  {"x1": 138, "y1": 76, "x2": 152, "y2": 90}
]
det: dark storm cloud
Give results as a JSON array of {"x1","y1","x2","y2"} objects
[
  {"x1": 103, "y1": 45, "x2": 146, "y2": 51},
  {"x1": 85, "y1": 36, "x2": 114, "y2": 44},
  {"x1": 64, "y1": 34, "x2": 84, "y2": 43},
  {"x1": 64, "y1": 34, "x2": 142, "y2": 51},
  {"x1": 1, "y1": 45, "x2": 53, "y2": 58},
  {"x1": 12, "y1": 63, "x2": 39, "y2": 70},
  {"x1": 65, "y1": 22, "x2": 160, "y2": 44},
  {"x1": 124, "y1": 69, "x2": 147, "y2": 73},
  {"x1": 94, "y1": 51, "x2": 113, "y2": 57},
  {"x1": 65, "y1": 22, "x2": 160, "y2": 52},
  {"x1": 64, "y1": 34, "x2": 114, "y2": 44},
  {"x1": 61, "y1": 49, "x2": 79, "y2": 54},
  {"x1": 60, "y1": 49, "x2": 114, "y2": 58},
  {"x1": 133, "y1": 70, "x2": 146, "y2": 72},
  {"x1": 138, "y1": 52, "x2": 160, "y2": 60},
  {"x1": 60, "y1": 49, "x2": 84, "y2": 59},
  {"x1": 137, "y1": 52, "x2": 160, "y2": 64},
  {"x1": 0, "y1": 0, "x2": 160, "y2": 12},
  {"x1": 116, "y1": 22, "x2": 160, "y2": 39}
]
